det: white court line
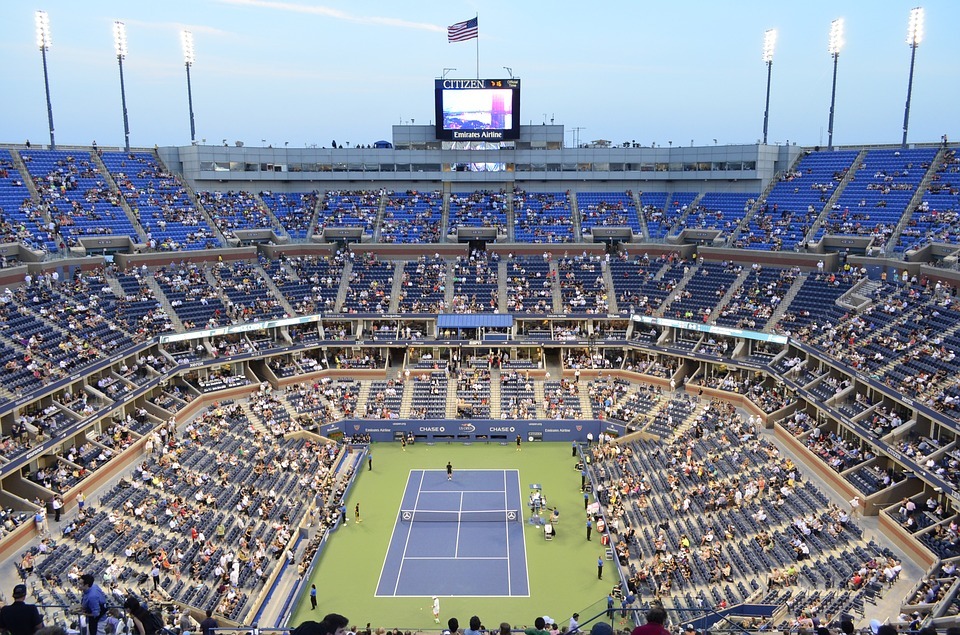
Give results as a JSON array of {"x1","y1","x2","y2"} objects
[
  {"x1": 403, "y1": 556, "x2": 509, "y2": 560},
  {"x1": 503, "y1": 469, "x2": 511, "y2": 595},
  {"x1": 391, "y1": 469, "x2": 426, "y2": 596},
  {"x1": 419, "y1": 489, "x2": 510, "y2": 493},
  {"x1": 455, "y1": 491, "x2": 463, "y2": 558}
]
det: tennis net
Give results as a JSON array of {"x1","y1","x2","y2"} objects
[{"x1": 398, "y1": 508, "x2": 522, "y2": 523}]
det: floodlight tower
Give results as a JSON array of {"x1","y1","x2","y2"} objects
[
  {"x1": 113, "y1": 20, "x2": 131, "y2": 152},
  {"x1": 181, "y1": 30, "x2": 197, "y2": 143},
  {"x1": 827, "y1": 18, "x2": 844, "y2": 150},
  {"x1": 901, "y1": 7, "x2": 924, "y2": 148},
  {"x1": 761, "y1": 29, "x2": 777, "y2": 145},
  {"x1": 35, "y1": 10, "x2": 56, "y2": 150}
]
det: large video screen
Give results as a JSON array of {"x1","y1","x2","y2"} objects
[{"x1": 435, "y1": 78, "x2": 521, "y2": 141}]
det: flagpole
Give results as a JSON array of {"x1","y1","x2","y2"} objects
[{"x1": 475, "y1": 13, "x2": 479, "y2": 78}]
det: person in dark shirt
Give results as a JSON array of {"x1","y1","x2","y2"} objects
[
  {"x1": 0, "y1": 584, "x2": 44, "y2": 635},
  {"x1": 199, "y1": 609, "x2": 219, "y2": 635}
]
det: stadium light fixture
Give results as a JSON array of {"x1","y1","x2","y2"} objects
[
  {"x1": 826, "y1": 18, "x2": 844, "y2": 150},
  {"x1": 442, "y1": 67, "x2": 456, "y2": 78},
  {"x1": 181, "y1": 30, "x2": 197, "y2": 143},
  {"x1": 761, "y1": 29, "x2": 776, "y2": 144},
  {"x1": 901, "y1": 7, "x2": 924, "y2": 147},
  {"x1": 503, "y1": 66, "x2": 513, "y2": 79},
  {"x1": 113, "y1": 20, "x2": 131, "y2": 152},
  {"x1": 35, "y1": 10, "x2": 57, "y2": 150}
]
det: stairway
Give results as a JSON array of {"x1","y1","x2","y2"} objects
[
  {"x1": 603, "y1": 262, "x2": 619, "y2": 313},
  {"x1": 570, "y1": 193, "x2": 583, "y2": 242},
  {"x1": 252, "y1": 192, "x2": 288, "y2": 239},
  {"x1": 372, "y1": 191, "x2": 388, "y2": 243},
  {"x1": 355, "y1": 381, "x2": 372, "y2": 418},
  {"x1": 764, "y1": 272, "x2": 807, "y2": 329},
  {"x1": 399, "y1": 379, "x2": 414, "y2": 418},
  {"x1": 728, "y1": 176, "x2": 782, "y2": 246},
  {"x1": 305, "y1": 191, "x2": 326, "y2": 241},
  {"x1": 439, "y1": 187, "x2": 451, "y2": 242},
  {"x1": 333, "y1": 259, "x2": 354, "y2": 313},
  {"x1": 631, "y1": 191, "x2": 651, "y2": 241},
  {"x1": 445, "y1": 378, "x2": 459, "y2": 418},
  {"x1": 388, "y1": 261, "x2": 405, "y2": 313},
  {"x1": 90, "y1": 150, "x2": 147, "y2": 243},
  {"x1": 256, "y1": 263, "x2": 297, "y2": 317},
  {"x1": 549, "y1": 259, "x2": 562, "y2": 312},
  {"x1": 578, "y1": 385, "x2": 593, "y2": 418},
  {"x1": 9, "y1": 149, "x2": 42, "y2": 201},
  {"x1": 707, "y1": 267, "x2": 751, "y2": 322},
  {"x1": 144, "y1": 277, "x2": 185, "y2": 331},
  {"x1": 883, "y1": 147, "x2": 947, "y2": 255},
  {"x1": 668, "y1": 192, "x2": 706, "y2": 237},
  {"x1": 489, "y1": 370, "x2": 502, "y2": 419},
  {"x1": 802, "y1": 149, "x2": 867, "y2": 244},
  {"x1": 497, "y1": 259, "x2": 509, "y2": 312},
  {"x1": 653, "y1": 263, "x2": 698, "y2": 318}
]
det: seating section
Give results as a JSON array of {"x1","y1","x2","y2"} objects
[
  {"x1": 638, "y1": 191, "x2": 668, "y2": 239},
  {"x1": 398, "y1": 257, "x2": 447, "y2": 313},
  {"x1": 212, "y1": 260, "x2": 287, "y2": 321},
  {"x1": 259, "y1": 191, "x2": 319, "y2": 239},
  {"x1": 448, "y1": 191, "x2": 507, "y2": 233},
  {"x1": 21, "y1": 149, "x2": 142, "y2": 245},
  {"x1": 815, "y1": 148, "x2": 937, "y2": 247},
  {"x1": 451, "y1": 252, "x2": 499, "y2": 313},
  {"x1": 740, "y1": 150, "x2": 859, "y2": 251},
  {"x1": 774, "y1": 272, "x2": 856, "y2": 336},
  {"x1": 715, "y1": 265, "x2": 798, "y2": 329},
  {"x1": 650, "y1": 192, "x2": 698, "y2": 239},
  {"x1": 410, "y1": 371, "x2": 448, "y2": 419},
  {"x1": 198, "y1": 190, "x2": 278, "y2": 237},
  {"x1": 500, "y1": 371, "x2": 537, "y2": 419},
  {"x1": 577, "y1": 192, "x2": 642, "y2": 236},
  {"x1": 896, "y1": 149, "x2": 960, "y2": 251},
  {"x1": 318, "y1": 190, "x2": 380, "y2": 236},
  {"x1": 609, "y1": 256, "x2": 688, "y2": 316},
  {"x1": 514, "y1": 191, "x2": 573, "y2": 243},
  {"x1": 342, "y1": 257, "x2": 394, "y2": 313},
  {"x1": 0, "y1": 149, "x2": 56, "y2": 251},
  {"x1": 264, "y1": 255, "x2": 345, "y2": 315},
  {"x1": 663, "y1": 262, "x2": 741, "y2": 322},
  {"x1": 505, "y1": 256, "x2": 554, "y2": 313},
  {"x1": 689, "y1": 192, "x2": 757, "y2": 239},
  {"x1": 102, "y1": 151, "x2": 220, "y2": 250},
  {"x1": 556, "y1": 255, "x2": 608, "y2": 314},
  {"x1": 113, "y1": 269, "x2": 174, "y2": 337},
  {"x1": 154, "y1": 263, "x2": 229, "y2": 329},
  {"x1": 381, "y1": 190, "x2": 442, "y2": 243}
]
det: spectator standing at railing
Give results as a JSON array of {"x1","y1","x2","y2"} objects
[{"x1": 199, "y1": 610, "x2": 218, "y2": 635}]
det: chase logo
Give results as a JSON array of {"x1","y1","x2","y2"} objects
[
  {"x1": 489, "y1": 426, "x2": 515, "y2": 433},
  {"x1": 419, "y1": 426, "x2": 445, "y2": 433},
  {"x1": 459, "y1": 423, "x2": 476, "y2": 432}
]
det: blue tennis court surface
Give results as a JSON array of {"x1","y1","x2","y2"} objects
[{"x1": 375, "y1": 469, "x2": 529, "y2": 597}]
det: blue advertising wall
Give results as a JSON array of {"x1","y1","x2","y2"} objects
[{"x1": 320, "y1": 418, "x2": 624, "y2": 442}]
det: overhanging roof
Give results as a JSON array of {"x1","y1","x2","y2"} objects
[{"x1": 437, "y1": 314, "x2": 514, "y2": 329}]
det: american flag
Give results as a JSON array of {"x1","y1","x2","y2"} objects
[{"x1": 447, "y1": 17, "x2": 478, "y2": 43}]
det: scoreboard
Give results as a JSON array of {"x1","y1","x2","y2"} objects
[{"x1": 434, "y1": 78, "x2": 521, "y2": 141}]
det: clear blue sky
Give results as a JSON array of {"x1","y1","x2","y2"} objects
[{"x1": 2, "y1": 1, "x2": 957, "y2": 149}]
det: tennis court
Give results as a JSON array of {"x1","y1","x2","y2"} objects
[{"x1": 375, "y1": 468, "x2": 529, "y2": 597}]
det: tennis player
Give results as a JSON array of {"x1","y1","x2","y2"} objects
[
  {"x1": 446, "y1": 462, "x2": 453, "y2": 481},
  {"x1": 432, "y1": 596, "x2": 441, "y2": 623}
]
